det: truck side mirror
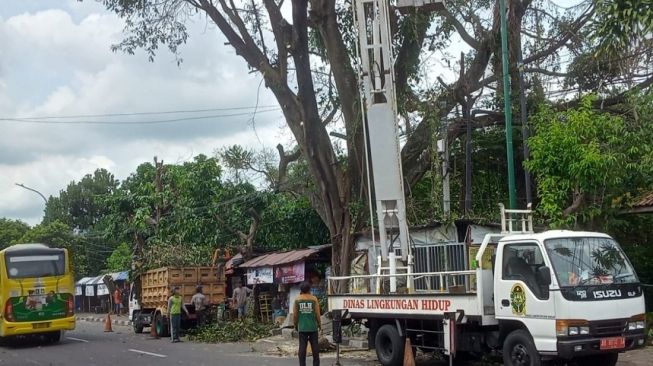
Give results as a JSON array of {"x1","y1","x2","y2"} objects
[{"x1": 536, "y1": 266, "x2": 552, "y2": 286}]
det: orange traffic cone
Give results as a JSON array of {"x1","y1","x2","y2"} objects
[
  {"x1": 403, "y1": 338, "x2": 415, "y2": 366},
  {"x1": 150, "y1": 319, "x2": 159, "y2": 339},
  {"x1": 104, "y1": 313, "x2": 113, "y2": 332}
]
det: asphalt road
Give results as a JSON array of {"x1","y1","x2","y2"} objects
[
  {"x1": 0, "y1": 322, "x2": 372, "y2": 366},
  {"x1": 0, "y1": 321, "x2": 648, "y2": 366}
]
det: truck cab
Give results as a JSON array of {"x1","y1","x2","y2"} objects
[{"x1": 492, "y1": 230, "x2": 646, "y2": 365}]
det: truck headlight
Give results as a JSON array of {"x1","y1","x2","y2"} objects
[
  {"x1": 629, "y1": 314, "x2": 646, "y2": 331},
  {"x1": 556, "y1": 319, "x2": 589, "y2": 337},
  {"x1": 629, "y1": 321, "x2": 645, "y2": 330}
]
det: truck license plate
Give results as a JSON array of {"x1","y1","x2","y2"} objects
[
  {"x1": 32, "y1": 323, "x2": 50, "y2": 329},
  {"x1": 600, "y1": 337, "x2": 625, "y2": 350}
]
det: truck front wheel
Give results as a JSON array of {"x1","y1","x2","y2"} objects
[
  {"x1": 375, "y1": 324, "x2": 404, "y2": 366},
  {"x1": 503, "y1": 330, "x2": 541, "y2": 366}
]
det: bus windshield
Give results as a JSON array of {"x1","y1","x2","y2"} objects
[
  {"x1": 544, "y1": 237, "x2": 637, "y2": 287},
  {"x1": 5, "y1": 253, "x2": 65, "y2": 279}
]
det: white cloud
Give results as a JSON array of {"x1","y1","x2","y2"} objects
[{"x1": 0, "y1": 3, "x2": 289, "y2": 225}]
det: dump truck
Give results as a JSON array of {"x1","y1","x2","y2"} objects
[{"x1": 128, "y1": 267, "x2": 226, "y2": 335}]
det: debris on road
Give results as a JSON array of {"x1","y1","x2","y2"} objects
[{"x1": 187, "y1": 319, "x2": 276, "y2": 343}]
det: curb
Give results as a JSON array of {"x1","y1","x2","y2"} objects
[{"x1": 76, "y1": 316, "x2": 132, "y2": 327}]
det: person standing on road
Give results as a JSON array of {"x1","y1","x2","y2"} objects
[
  {"x1": 293, "y1": 281, "x2": 321, "y2": 366},
  {"x1": 113, "y1": 287, "x2": 122, "y2": 316},
  {"x1": 231, "y1": 280, "x2": 253, "y2": 319},
  {"x1": 167, "y1": 286, "x2": 190, "y2": 343},
  {"x1": 191, "y1": 286, "x2": 208, "y2": 326}
]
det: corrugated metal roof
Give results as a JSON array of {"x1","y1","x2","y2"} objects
[
  {"x1": 76, "y1": 277, "x2": 94, "y2": 285},
  {"x1": 239, "y1": 245, "x2": 330, "y2": 268},
  {"x1": 86, "y1": 275, "x2": 106, "y2": 285},
  {"x1": 633, "y1": 191, "x2": 653, "y2": 208},
  {"x1": 111, "y1": 271, "x2": 129, "y2": 281}
]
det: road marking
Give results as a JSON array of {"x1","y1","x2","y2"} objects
[
  {"x1": 128, "y1": 349, "x2": 167, "y2": 358},
  {"x1": 66, "y1": 337, "x2": 89, "y2": 343}
]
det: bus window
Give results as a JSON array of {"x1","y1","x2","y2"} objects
[{"x1": 5, "y1": 253, "x2": 65, "y2": 279}]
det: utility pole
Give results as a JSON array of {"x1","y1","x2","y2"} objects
[
  {"x1": 461, "y1": 53, "x2": 473, "y2": 215},
  {"x1": 499, "y1": 0, "x2": 517, "y2": 209},
  {"x1": 15, "y1": 183, "x2": 48, "y2": 204},
  {"x1": 440, "y1": 102, "x2": 450, "y2": 218},
  {"x1": 517, "y1": 48, "x2": 532, "y2": 205}
]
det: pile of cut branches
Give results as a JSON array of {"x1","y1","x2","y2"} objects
[{"x1": 187, "y1": 319, "x2": 276, "y2": 343}]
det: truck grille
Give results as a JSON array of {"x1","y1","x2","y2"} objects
[{"x1": 590, "y1": 320, "x2": 626, "y2": 337}]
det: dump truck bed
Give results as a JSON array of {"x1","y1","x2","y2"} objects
[{"x1": 140, "y1": 267, "x2": 226, "y2": 310}]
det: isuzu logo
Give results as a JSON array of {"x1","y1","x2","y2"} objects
[{"x1": 593, "y1": 289, "x2": 621, "y2": 299}]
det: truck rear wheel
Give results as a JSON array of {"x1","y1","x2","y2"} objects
[
  {"x1": 154, "y1": 313, "x2": 170, "y2": 337},
  {"x1": 503, "y1": 330, "x2": 541, "y2": 366},
  {"x1": 375, "y1": 324, "x2": 404, "y2": 366}
]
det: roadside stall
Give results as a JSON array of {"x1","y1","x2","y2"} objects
[
  {"x1": 75, "y1": 277, "x2": 94, "y2": 312},
  {"x1": 236, "y1": 245, "x2": 331, "y2": 324}
]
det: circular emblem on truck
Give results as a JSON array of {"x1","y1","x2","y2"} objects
[{"x1": 510, "y1": 284, "x2": 526, "y2": 315}]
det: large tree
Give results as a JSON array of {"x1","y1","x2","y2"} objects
[
  {"x1": 0, "y1": 218, "x2": 31, "y2": 249},
  {"x1": 100, "y1": 0, "x2": 652, "y2": 281}
]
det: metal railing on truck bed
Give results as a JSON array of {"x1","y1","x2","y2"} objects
[{"x1": 327, "y1": 269, "x2": 477, "y2": 296}]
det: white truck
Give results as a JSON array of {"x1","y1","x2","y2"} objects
[
  {"x1": 328, "y1": 207, "x2": 647, "y2": 366},
  {"x1": 328, "y1": 1, "x2": 647, "y2": 365}
]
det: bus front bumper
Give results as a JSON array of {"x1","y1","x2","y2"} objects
[{"x1": 0, "y1": 316, "x2": 75, "y2": 337}]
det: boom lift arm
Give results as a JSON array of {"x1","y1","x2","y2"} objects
[{"x1": 354, "y1": 0, "x2": 443, "y2": 292}]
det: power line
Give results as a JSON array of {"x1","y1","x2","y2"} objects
[
  {"x1": 0, "y1": 108, "x2": 282, "y2": 125},
  {"x1": 0, "y1": 105, "x2": 279, "y2": 121}
]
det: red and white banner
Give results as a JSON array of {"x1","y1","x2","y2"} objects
[{"x1": 329, "y1": 295, "x2": 480, "y2": 316}]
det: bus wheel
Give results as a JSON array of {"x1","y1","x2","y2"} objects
[
  {"x1": 47, "y1": 331, "x2": 61, "y2": 343},
  {"x1": 503, "y1": 330, "x2": 541, "y2": 366},
  {"x1": 375, "y1": 324, "x2": 404, "y2": 366}
]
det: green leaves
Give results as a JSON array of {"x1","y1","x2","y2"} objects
[
  {"x1": 0, "y1": 219, "x2": 30, "y2": 249},
  {"x1": 187, "y1": 318, "x2": 275, "y2": 343},
  {"x1": 593, "y1": 0, "x2": 653, "y2": 52},
  {"x1": 526, "y1": 93, "x2": 653, "y2": 227},
  {"x1": 106, "y1": 242, "x2": 132, "y2": 272}
]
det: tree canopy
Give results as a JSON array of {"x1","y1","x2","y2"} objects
[{"x1": 95, "y1": 0, "x2": 653, "y2": 278}]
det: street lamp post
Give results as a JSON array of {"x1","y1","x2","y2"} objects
[{"x1": 15, "y1": 183, "x2": 48, "y2": 204}]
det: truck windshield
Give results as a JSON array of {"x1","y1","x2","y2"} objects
[{"x1": 544, "y1": 237, "x2": 637, "y2": 287}]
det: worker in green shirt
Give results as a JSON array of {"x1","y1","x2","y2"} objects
[
  {"x1": 167, "y1": 286, "x2": 190, "y2": 343},
  {"x1": 293, "y1": 281, "x2": 321, "y2": 366}
]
